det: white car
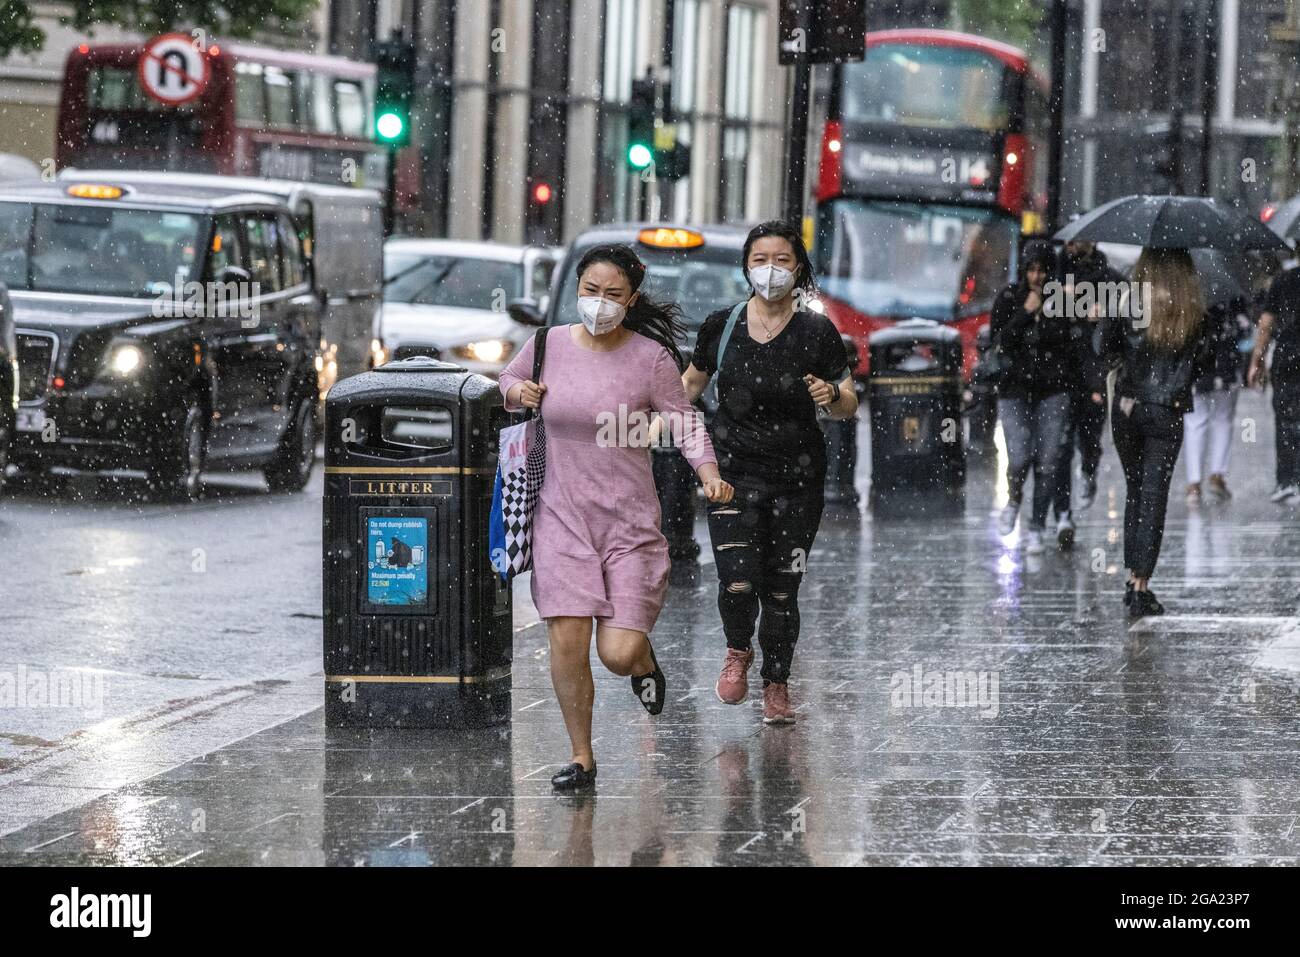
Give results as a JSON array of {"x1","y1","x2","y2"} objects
[{"x1": 376, "y1": 239, "x2": 558, "y2": 376}]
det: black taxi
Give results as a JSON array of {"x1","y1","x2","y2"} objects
[{"x1": 0, "y1": 176, "x2": 323, "y2": 498}]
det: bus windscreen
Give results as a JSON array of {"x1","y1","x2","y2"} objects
[
  {"x1": 816, "y1": 200, "x2": 1015, "y2": 322},
  {"x1": 842, "y1": 44, "x2": 1012, "y2": 132}
]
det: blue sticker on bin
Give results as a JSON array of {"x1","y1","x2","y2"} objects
[{"x1": 366, "y1": 516, "x2": 429, "y2": 606}]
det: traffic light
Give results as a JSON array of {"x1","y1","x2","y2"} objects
[
  {"x1": 628, "y1": 77, "x2": 656, "y2": 172},
  {"x1": 1148, "y1": 110, "x2": 1184, "y2": 193},
  {"x1": 653, "y1": 124, "x2": 692, "y2": 182},
  {"x1": 373, "y1": 37, "x2": 415, "y2": 147}
]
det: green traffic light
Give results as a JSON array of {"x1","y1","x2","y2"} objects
[
  {"x1": 376, "y1": 111, "x2": 406, "y2": 142},
  {"x1": 627, "y1": 142, "x2": 653, "y2": 169}
]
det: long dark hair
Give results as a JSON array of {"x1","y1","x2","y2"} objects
[
  {"x1": 575, "y1": 243, "x2": 687, "y2": 366},
  {"x1": 742, "y1": 220, "x2": 817, "y2": 295}
]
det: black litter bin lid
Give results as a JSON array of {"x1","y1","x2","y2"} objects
[
  {"x1": 868, "y1": 317, "x2": 961, "y2": 347},
  {"x1": 373, "y1": 355, "x2": 468, "y2": 374}
]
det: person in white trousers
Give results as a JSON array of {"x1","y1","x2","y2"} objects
[
  {"x1": 1184, "y1": 385, "x2": 1237, "y2": 502},
  {"x1": 1185, "y1": 300, "x2": 1249, "y2": 504}
]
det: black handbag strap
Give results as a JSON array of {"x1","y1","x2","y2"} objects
[{"x1": 525, "y1": 326, "x2": 548, "y2": 421}]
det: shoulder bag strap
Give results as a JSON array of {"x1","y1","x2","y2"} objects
[
  {"x1": 525, "y1": 326, "x2": 548, "y2": 421},
  {"x1": 715, "y1": 301, "x2": 747, "y2": 370}
]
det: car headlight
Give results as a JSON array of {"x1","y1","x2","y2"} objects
[
  {"x1": 108, "y1": 344, "x2": 146, "y2": 376},
  {"x1": 453, "y1": 339, "x2": 513, "y2": 364}
]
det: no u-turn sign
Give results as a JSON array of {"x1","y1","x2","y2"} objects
[{"x1": 138, "y1": 33, "x2": 211, "y2": 106}]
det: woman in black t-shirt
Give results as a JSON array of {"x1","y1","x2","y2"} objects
[{"x1": 680, "y1": 220, "x2": 856, "y2": 725}]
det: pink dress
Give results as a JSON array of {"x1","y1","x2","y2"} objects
[{"x1": 500, "y1": 326, "x2": 716, "y2": 633}]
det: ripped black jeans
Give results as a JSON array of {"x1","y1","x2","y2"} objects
[{"x1": 706, "y1": 483, "x2": 824, "y2": 684}]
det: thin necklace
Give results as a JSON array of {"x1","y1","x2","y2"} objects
[{"x1": 750, "y1": 301, "x2": 794, "y2": 342}]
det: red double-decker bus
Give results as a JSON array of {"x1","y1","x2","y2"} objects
[
  {"x1": 56, "y1": 40, "x2": 394, "y2": 195},
  {"x1": 813, "y1": 29, "x2": 1049, "y2": 378}
]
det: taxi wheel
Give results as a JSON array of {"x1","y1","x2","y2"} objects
[
  {"x1": 265, "y1": 398, "x2": 317, "y2": 493},
  {"x1": 147, "y1": 401, "x2": 206, "y2": 502}
]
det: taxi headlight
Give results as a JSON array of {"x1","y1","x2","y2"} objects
[
  {"x1": 454, "y1": 339, "x2": 513, "y2": 364},
  {"x1": 108, "y1": 344, "x2": 145, "y2": 375}
]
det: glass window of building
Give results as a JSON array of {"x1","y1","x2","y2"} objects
[
  {"x1": 720, "y1": 3, "x2": 760, "y2": 221},
  {"x1": 597, "y1": 0, "x2": 644, "y2": 224}
]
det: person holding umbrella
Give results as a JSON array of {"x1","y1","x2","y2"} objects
[
  {"x1": 1060, "y1": 195, "x2": 1285, "y2": 616},
  {"x1": 1097, "y1": 248, "x2": 1211, "y2": 616}
]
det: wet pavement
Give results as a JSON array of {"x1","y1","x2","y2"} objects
[{"x1": 2, "y1": 390, "x2": 1299, "y2": 865}]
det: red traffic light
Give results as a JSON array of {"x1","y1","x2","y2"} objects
[{"x1": 532, "y1": 182, "x2": 553, "y2": 204}]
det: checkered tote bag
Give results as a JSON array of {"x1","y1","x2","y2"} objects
[{"x1": 489, "y1": 328, "x2": 548, "y2": 581}]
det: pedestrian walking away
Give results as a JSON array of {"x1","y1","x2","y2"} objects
[
  {"x1": 499, "y1": 244, "x2": 733, "y2": 790},
  {"x1": 1052, "y1": 239, "x2": 1119, "y2": 528},
  {"x1": 1185, "y1": 296, "x2": 1250, "y2": 504},
  {"x1": 1098, "y1": 248, "x2": 1213, "y2": 619},
  {"x1": 991, "y1": 240, "x2": 1075, "y2": 555},
  {"x1": 679, "y1": 220, "x2": 857, "y2": 725},
  {"x1": 1251, "y1": 260, "x2": 1300, "y2": 507}
]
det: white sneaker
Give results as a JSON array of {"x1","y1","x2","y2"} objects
[
  {"x1": 1025, "y1": 530, "x2": 1045, "y2": 554},
  {"x1": 1056, "y1": 512, "x2": 1075, "y2": 549},
  {"x1": 998, "y1": 502, "x2": 1020, "y2": 536},
  {"x1": 1271, "y1": 484, "x2": 1299, "y2": 503},
  {"x1": 1077, "y1": 473, "x2": 1097, "y2": 510}
]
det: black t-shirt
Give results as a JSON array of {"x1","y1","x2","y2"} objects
[
  {"x1": 692, "y1": 303, "x2": 851, "y2": 492},
  {"x1": 1264, "y1": 268, "x2": 1300, "y2": 377}
]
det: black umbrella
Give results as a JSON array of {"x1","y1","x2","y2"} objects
[
  {"x1": 1190, "y1": 250, "x2": 1248, "y2": 306},
  {"x1": 1054, "y1": 194, "x2": 1287, "y2": 251}
]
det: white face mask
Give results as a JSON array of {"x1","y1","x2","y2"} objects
[
  {"x1": 748, "y1": 263, "x2": 797, "y2": 302},
  {"x1": 576, "y1": 296, "x2": 628, "y2": 336}
]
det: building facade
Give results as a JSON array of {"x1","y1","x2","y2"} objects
[{"x1": 357, "y1": 0, "x2": 791, "y2": 242}]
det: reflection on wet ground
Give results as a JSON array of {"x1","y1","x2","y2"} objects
[{"x1": 2, "y1": 392, "x2": 1298, "y2": 865}]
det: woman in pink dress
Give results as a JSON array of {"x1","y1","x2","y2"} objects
[{"x1": 500, "y1": 244, "x2": 733, "y2": 790}]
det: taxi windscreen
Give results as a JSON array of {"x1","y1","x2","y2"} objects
[
  {"x1": 0, "y1": 201, "x2": 204, "y2": 298},
  {"x1": 552, "y1": 242, "x2": 751, "y2": 329}
]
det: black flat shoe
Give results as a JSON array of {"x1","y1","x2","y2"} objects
[
  {"x1": 551, "y1": 762, "x2": 597, "y2": 790},
  {"x1": 630, "y1": 642, "x2": 666, "y2": 716},
  {"x1": 1124, "y1": 581, "x2": 1135, "y2": 606},
  {"x1": 1128, "y1": 590, "x2": 1164, "y2": 620}
]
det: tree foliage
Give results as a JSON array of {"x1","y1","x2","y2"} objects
[
  {"x1": 0, "y1": 0, "x2": 320, "y2": 59},
  {"x1": 951, "y1": 0, "x2": 1045, "y2": 51}
]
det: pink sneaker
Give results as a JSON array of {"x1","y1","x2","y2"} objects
[
  {"x1": 715, "y1": 647, "x2": 754, "y2": 704},
  {"x1": 762, "y1": 682, "x2": 796, "y2": 725}
]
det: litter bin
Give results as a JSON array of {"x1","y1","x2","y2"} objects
[
  {"x1": 867, "y1": 318, "x2": 965, "y2": 516},
  {"x1": 323, "y1": 355, "x2": 512, "y2": 728},
  {"x1": 822, "y1": 333, "x2": 862, "y2": 506}
]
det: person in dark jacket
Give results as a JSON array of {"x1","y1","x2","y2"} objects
[
  {"x1": 1250, "y1": 261, "x2": 1300, "y2": 506},
  {"x1": 1052, "y1": 241, "x2": 1122, "y2": 533},
  {"x1": 1098, "y1": 247, "x2": 1213, "y2": 619},
  {"x1": 1184, "y1": 296, "x2": 1250, "y2": 504},
  {"x1": 991, "y1": 240, "x2": 1074, "y2": 554}
]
